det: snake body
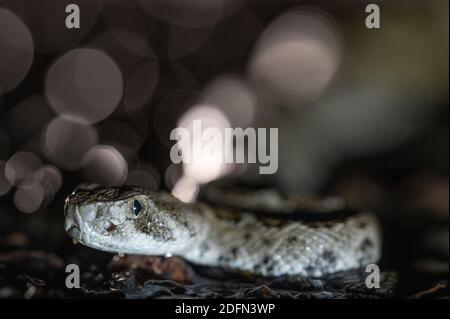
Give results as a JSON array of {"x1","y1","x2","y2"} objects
[{"x1": 64, "y1": 185, "x2": 382, "y2": 277}]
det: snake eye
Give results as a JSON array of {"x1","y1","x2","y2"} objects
[
  {"x1": 127, "y1": 197, "x2": 147, "y2": 219},
  {"x1": 133, "y1": 200, "x2": 141, "y2": 216}
]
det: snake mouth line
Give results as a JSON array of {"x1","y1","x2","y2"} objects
[{"x1": 64, "y1": 204, "x2": 84, "y2": 241}]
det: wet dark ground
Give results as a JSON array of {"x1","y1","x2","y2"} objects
[{"x1": 0, "y1": 241, "x2": 447, "y2": 299}]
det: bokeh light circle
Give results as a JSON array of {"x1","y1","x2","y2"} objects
[
  {"x1": 171, "y1": 175, "x2": 199, "y2": 203},
  {"x1": 82, "y1": 145, "x2": 128, "y2": 185},
  {"x1": 46, "y1": 48, "x2": 123, "y2": 124},
  {"x1": 249, "y1": 8, "x2": 342, "y2": 104},
  {"x1": 14, "y1": 182, "x2": 45, "y2": 213},
  {"x1": 0, "y1": 8, "x2": 33, "y2": 95},
  {"x1": 32, "y1": 165, "x2": 63, "y2": 199},
  {"x1": 165, "y1": 163, "x2": 184, "y2": 190},
  {"x1": 0, "y1": 160, "x2": 12, "y2": 196},
  {"x1": 178, "y1": 105, "x2": 232, "y2": 184},
  {"x1": 5, "y1": 152, "x2": 42, "y2": 187},
  {"x1": 44, "y1": 116, "x2": 98, "y2": 170},
  {"x1": 202, "y1": 76, "x2": 257, "y2": 127}
]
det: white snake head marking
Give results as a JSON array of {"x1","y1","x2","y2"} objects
[{"x1": 64, "y1": 185, "x2": 200, "y2": 256}]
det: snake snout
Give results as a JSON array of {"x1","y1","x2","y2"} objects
[{"x1": 65, "y1": 204, "x2": 83, "y2": 241}]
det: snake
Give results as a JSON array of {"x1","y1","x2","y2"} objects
[{"x1": 64, "y1": 183, "x2": 382, "y2": 278}]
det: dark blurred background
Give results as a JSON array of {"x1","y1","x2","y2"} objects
[{"x1": 0, "y1": 0, "x2": 448, "y2": 298}]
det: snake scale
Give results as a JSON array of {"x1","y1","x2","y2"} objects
[{"x1": 64, "y1": 183, "x2": 382, "y2": 277}]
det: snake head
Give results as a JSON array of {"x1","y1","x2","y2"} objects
[{"x1": 64, "y1": 185, "x2": 198, "y2": 256}]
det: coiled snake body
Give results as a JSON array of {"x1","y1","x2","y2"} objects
[{"x1": 64, "y1": 184, "x2": 381, "y2": 277}]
